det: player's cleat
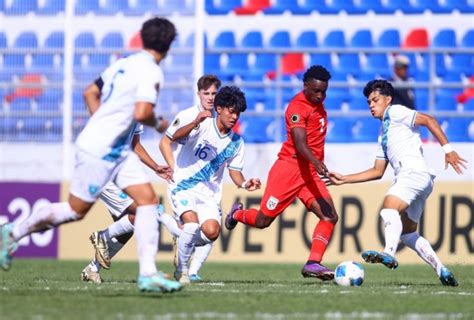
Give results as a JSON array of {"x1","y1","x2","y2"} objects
[
  {"x1": 0, "y1": 223, "x2": 18, "y2": 271},
  {"x1": 174, "y1": 270, "x2": 190, "y2": 284},
  {"x1": 138, "y1": 273, "x2": 183, "y2": 293},
  {"x1": 361, "y1": 250, "x2": 399, "y2": 269},
  {"x1": 439, "y1": 267, "x2": 459, "y2": 287},
  {"x1": 225, "y1": 202, "x2": 243, "y2": 230},
  {"x1": 81, "y1": 265, "x2": 102, "y2": 284},
  {"x1": 189, "y1": 274, "x2": 203, "y2": 283},
  {"x1": 89, "y1": 231, "x2": 111, "y2": 270},
  {"x1": 301, "y1": 262, "x2": 334, "y2": 281}
]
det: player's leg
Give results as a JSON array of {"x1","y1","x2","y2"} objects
[
  {"x1": 399, "y1": 180, "x2": 458, "y2": 286},
  {"x1": 226, "y1": 159, "x2": 301, "y2": 230},
  {"x1": 117, "y1": 154, "x2": 181, "y2": 293},
  {"x1": 188, "y1": 244, "x2": 212, "y2": 282},
  {"x1": 299, "y1": 179, "x2": 338, "y2": 280},
  {"x1": 175, "y1": 210, "x2": 200, "y2": 284}
]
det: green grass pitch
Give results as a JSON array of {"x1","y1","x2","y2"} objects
[{"x1": 0, "y1": 260, "x2": 473, "y2": 319}]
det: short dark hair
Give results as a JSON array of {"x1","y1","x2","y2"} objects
[
  {"x1": 214, "y1": 86, "x2": 247, "y2": 113},
  {"x1": 197, "y1": 74, "x2": 221, "y2": 91},
  {"x1": 303, "y1": 65, "x2": 331, "y2": 83},
  {"x1": 140, "y1": 17, "x2": 176, "y2": 54},
  {"x1": 363, "y1": 79, "x2": 395, "y2": 98}
]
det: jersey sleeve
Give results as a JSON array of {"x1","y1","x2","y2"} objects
[
  {"x1": 227, "y1": 138, "x2": 244, "y2": 172},
  {"x1": 286, "y1": 100, "x2": 308, "y2": 130},
  {"x1": 135, "y1": 66, "x2": 164, "y2": 104},
  {"x1": 390, "y1": 105, "x2": 417, "y2": 127},
  {"x1": 166, "y1": 108, "x2": 197, "y2": 139}
]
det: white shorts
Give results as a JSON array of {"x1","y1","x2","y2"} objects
[
  {"x1": 99, "y1": 182, "x2": 134, "y2": 218},
  {"x1": 168, "y1": 188, "x2": 222, "y2": 225},
  {"x1": 387, "y1": 169, "x2": 434, "y2": 223},
  {"x1": 70, "y1": 148, "x2": 150, "y2": 203}
]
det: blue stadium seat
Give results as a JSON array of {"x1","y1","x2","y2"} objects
[
  {"x1": 365, "y1": 54, "x2": 390, "y2": 78},
  {"x1": 206, "y1": 0, "x2": 242, "y2": 15},
  {"x1": 101, "y1": 32, "x2": 124, "y2": 48},
  {"x1": 4, "y1": 32, "x2": 38, "y2": 70},
  {"x1": 74, "y1": 32, "x2": 96, "y2": 67},
  {"x1": 384, "y1": 0, "x2": 424, "y2": 14},
  {"x1": 37, "y1": 0, "x2": 64, "y2": 15},
  {"x1": 4, "y1": 0, "x2": 37, "y2": 15},
  {"x1": 214, "y1": 31, "x2": 236, "y2": 47},
  {"x1": 241, "y1": 31, "x2": 263, "y2": 48},
  {"x1": 414, "y1": 89, "x2": 429, "y2": 111},
  {"x1": 310, "y1": 53, "x2": 332, "y2": 72},
  {"x1": 464, "y1": 99, "x2": 474, "y2": 111},
  {"x1": 99, "y1": 0, "x2": 128, "y2": 15},
  {"x1": 0, "y1": 32, "x2": 6, "y2": 48},
  {"x1": 443, "y1": 0, "x2": 474, "y2": 13},
  {"x1": 348, "y1": 92, "x2": 368, "y2": 111},
  {"x1": 432, "y1": 29, "x2": 457, "y2": 77},
  {"x1": 356, "y1": 0, "x2": 396, "y2": 14},
  {"x1": 15, "y1": 32, "x2": 38, "y2": 48},
  {"x1": 290, "y1": 0, "x2": 337, "y2": 14},
  {"x1": 443, "y1": 118, "x2": 471, "y2": 142},
  {"x1": 451, "y1": 29, "x2": 474, "y2": 76},
  {"x1": 377, "y1": 29, "x2": 401, "y2": 48},
  {"x1": 323, "y1": 30, "x2": 345, "y2": 48},
  {"x1": 240, "y1": 116, "x2": 276, "y2": 143},
  {"x1": 411, "y1": 0, "x2": 452, "y2": 14},
  {"x1": 45, "y1": 31, "x2": 64, "y2": 48},
  {"x1": 326, "y1": 0, "x2": 367, "y2": 14},
  {"x1": 352, "y1": 117, "x2": 381, "y2": 142},
  {"x1": 435, "y1": 90, "x2": 460, "y2": 111},
  {"x1": 263, "y1": 0, "x2": 299, "y2": 14},
  {"x1": 9, "y1": 98, "x2": 32, "y2": 112},
  {"x1": 159, "y1": 0, "x2": 194, "y2": 16},
  {"x1": 351, "y1": 30, "x2": 373, "y2": 48},
  {"x1": 324, "y1": 95, "x2": 345, "y2": 111},
  {"x1": 75, "y1": 0, "x2": 99, "y2": 15},
  {"x1": 269, "y1": 31, "x2": 291, "y2": 48},
  {"x1": 326, "y1": 119, "x2": 353, "y2": 142},
  {"x1": 37, "y1": 90, "x2": 62, "y2": 112},
  {"x1": 296, "y1": 31, "x2": 318, "y2": 47},
  {"x1": 125, "y1": 0, "x2": 159, "y2": 15}
]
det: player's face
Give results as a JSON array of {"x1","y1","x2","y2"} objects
[
  {"x1": 216, "y1": 106, "x2": 240, "y2": 132},
  {"x1": 367, "y1": 91, "x2": 392, "y2": 119},
  {"x1": 197, "y1": 84, "x2": 219, "y2": 111},
  {"x1": 303, "y1": 79, "x2": 328, "y2": 105}
]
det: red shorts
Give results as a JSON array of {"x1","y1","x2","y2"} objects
[{"x1": 260, "y1": 158, "x2": 332, "y2": 218}]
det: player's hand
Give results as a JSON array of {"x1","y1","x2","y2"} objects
[
  {"x1": 243, "y1": 178, "x2": 261, "y2": 191},
  {"x1": 155, "y1": 117, "x2": 169, "y2": 133},
  {"x1": 194, "y1": 110, "x2": 212, "y2": 124},
  {"x1": 327, "y1": 172, "x2": 345, "y2": 186},
  {"x1": 155, "y1": 165, "x2": 174, "y2": 182},
  {"x1": 313, "y1": 159, "x2": 329, "y2": 176},
  {"x1": 445, "y1": 151, "x2": 468, "y2": 174}
]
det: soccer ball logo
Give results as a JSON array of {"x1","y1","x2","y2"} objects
[{"x1": 334, "y1": 261, "x2": 365, "y2": 286}]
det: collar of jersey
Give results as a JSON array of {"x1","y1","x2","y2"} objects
[
  {"x1": 213, "y1": 117, "x2": 231, "y2": 139},
  {"x1": 382, "y1": 105, "x2": 393, "y2": 121},
  {"x1": 140, "y1": 50, "x2": 156, "y2": 62}
]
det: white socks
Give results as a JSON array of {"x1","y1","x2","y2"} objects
[
  {"x1": 135, "y1": 204, "x2": 159, "y2": 277},
  {"x1": 107, "y1": 215, "x2": 134, "y2": 238},
  {"x1": 11, "y1": 202, "x2": 80, "y2": 241},
  {"x1": 380, "y1": 208, "x2": 402, "y2": 257},
  {"x1": 189, "y1": 243, "x2": 212, "y2": 276},
  {"x1": 159, "y1": 213, "x2": 182, "y2": 238},
  {"x1": 90, "y1": 237, "x2": 125, "y2": 272},
  {"x1": 177, "y1": 222, "x2": 199, "y2": 273},
  {"x1": 400, "y1": 232, "x2": 444, "y2": 276}
]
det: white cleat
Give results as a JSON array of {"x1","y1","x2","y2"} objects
[
  {"x1": 89, "y1": 231, "x2": 111, "y2": 269},
  {"x1": 81, "y1": 265, "x2": 102, "y2": 284}
]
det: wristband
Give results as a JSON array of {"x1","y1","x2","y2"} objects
[
  {"x1": 442, "y1": 143, "x2": 453, "y2": 154},
  {"x1": 241, "y1": 180, "x2": 248, "y2": 189}
]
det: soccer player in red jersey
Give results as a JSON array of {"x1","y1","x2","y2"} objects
[{"x1": 225, "y1": 65, "x2": 337, "y2": 280}]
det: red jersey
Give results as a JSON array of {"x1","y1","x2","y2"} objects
[{"x1": 277, "y1": 91, "x2": 327, "y2": 163}]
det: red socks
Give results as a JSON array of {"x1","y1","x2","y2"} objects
[
  {"x1": 233, "y1": 208, "x2": 259, "y2": 227},
  {"x1": 308, "y1": 220, "x2": 335, "y2": 262}
]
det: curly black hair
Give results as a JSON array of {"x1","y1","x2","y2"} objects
[
  {"x1": 303, "y1": 65, "x2": 331, "y2": 83},
  {"x1": 363, "y1": 79, "x2": 395, "y2": 98},
  {"x1": 214, "y1": 86, "x2": 247, "y2": 113},
  {"x1": 141, "y1": 17, "x2": 176, "y2": 54}
]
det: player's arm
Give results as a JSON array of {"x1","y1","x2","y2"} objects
[
  {"x1": 83, "y1": 77, "x2": 103, "y2": 115},
  {"x1": 159, "y1": 134, "x2": 175, "y2": 169},
  {"x1": 328, "y1": 159, "x2": 388, "y2": 185},
  {"x1": 292, "y1": 127, "x2": 328, "y2": 175},
  {"x1": 134, "y1": 101, "x2": 162, "y2": 129},
  {"x1": 415, "y1": 113, "x2": 467, "y2": 174},
  {"x1": 132, "y1": 134, "x2": 173, "y2": 182},
  {"x1": 228, "y1": 169, "x2": 261, "y2": 191},
  {"x1": 170, "y1": 110, "x2": 212, "y2": 141}
]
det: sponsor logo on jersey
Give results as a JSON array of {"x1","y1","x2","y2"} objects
[
  {"x1": 290, "y1": 114, "x2": 300, "y2": 123},
  {"x1": 88, "y1": 185, "x2": 99, "y2": 196},
  {"x1": 266, "y1": 196, "x2": 279, "y2": 210}
]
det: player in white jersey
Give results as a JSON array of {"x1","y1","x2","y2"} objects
[
  {"x1": 328, "y1": 80, "x2": 467, "y2": 286},
  {"x1": 0, "y1": 17, "x2": 183, "y2": 293},
  {"x1": 164, "y1": 86, "x2": 262, "y2": 284},
  {"x1": 78, "y1": 73, "x2": 181, "y2": 284},
  {"x1": 159, "y1": 74, "x2": 222, "y2": 282}
]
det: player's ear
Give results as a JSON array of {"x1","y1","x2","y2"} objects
[{"x1": 216, "y1": 105, "x2": 222, "y2": 114}]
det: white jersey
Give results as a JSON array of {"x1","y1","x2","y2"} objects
[
  {"x1": 168, "y1": 116, "x2": 244, "y2": 199},
  {"x1": 76, "y1": 50, "x2": 163, "y2": 161},
  {"x1": 376, "y1": 104, "x2": 433, "y2": 175}
]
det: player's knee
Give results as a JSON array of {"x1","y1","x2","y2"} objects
[{"x1": 202, "y1": 222, "x2": 220, "y2": 241}]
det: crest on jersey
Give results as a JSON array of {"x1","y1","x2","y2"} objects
[
  {"x1": 180, "y1": 199, "x2": 189, "y2": 206},
  {"x1": 155, "y1": 83, "x2": 160, "y2": 93},
  {"x1": 266, "y1": 196, "x2": 279, "y2": 211},
  {"x1": 290, "y1": 114, "x2": 300, "y2": 123},
  {"x1": 172, "y1": 118, "x2": 180, "y2": 126},
  {"x1": 193, "y1": 123, "x2": 200, "y2": 130}
]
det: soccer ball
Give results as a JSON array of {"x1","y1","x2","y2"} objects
[{"x1": 334, "y1": 261, "x2": 365, "y2": 287}]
